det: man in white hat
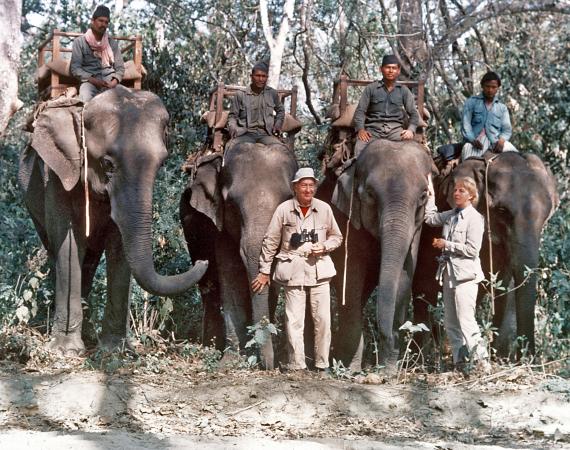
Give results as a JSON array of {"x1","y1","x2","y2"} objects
[{"x1": 252, "y1": 168, "x2": 343, "y2": 373}]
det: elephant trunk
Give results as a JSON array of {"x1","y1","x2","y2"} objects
[
  {"x1": 376, "y1": 204, "x2": 416, "y2": 363},
  {"x1": 241, "y1": 217, "x2": 274, "y2": 317},
  {"x1": 240, "y1": 212, "x2": 277, "y2": 370},
  {"x1": 110, "y1": 173, "x2": 206, "y2": 297}
]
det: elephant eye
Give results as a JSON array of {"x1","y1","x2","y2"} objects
[{"x1": 101, "y1": 157, "x2": 115, "y2": 175}]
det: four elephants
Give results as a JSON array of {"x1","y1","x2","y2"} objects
[{"x1": 18, "y1": 86, "x2": 207, "y2": 355}]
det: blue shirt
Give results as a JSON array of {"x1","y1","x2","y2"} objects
[{"x1": 461, "y1": 94, "x2": 512, "y2": 145}]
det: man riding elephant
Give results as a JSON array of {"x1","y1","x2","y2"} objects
[
  {"x1": 70, "y1": 5, "x2": 125, "y2": 103},
  {"x1": 353, "y1": 54, "x2": 420, "y2": 156},
  {"x1": 227, "y1": 61, "x2": 286, "y2": 149},
  {"x1": 461, "y1": 71, "x2": 518, "y2": 160}
]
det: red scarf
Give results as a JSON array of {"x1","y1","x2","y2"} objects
[{"x1": 84, "y1": 29, "x2": 114, "y2": 67}]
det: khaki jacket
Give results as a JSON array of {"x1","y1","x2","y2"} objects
[
  {"x1": 228, "y1": 86, "x2": 285, "y2": 137},
  {"x1": 424, "y1": 197, "x2": 485, "y2": 286},
  {"x1": 259, "y1": 198, "x2": 343, "y2": 286}
]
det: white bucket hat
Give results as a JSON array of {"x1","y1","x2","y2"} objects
[{"x1": 291, "y1": 167, "x2": 317, "y2": 183}]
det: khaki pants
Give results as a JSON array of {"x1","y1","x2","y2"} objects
[
  {"x1": 443, "y1": 273, "x2": 488, "y2": 364},
  {"x1": 284, "y1": 283, "x2": 331, "y2": 369},
  {"x1": 79, "y1": 68, "x2": 117, "y2": 103},
  {"x1": 354, "y1": 126, "x2": 404, "y2": 157}
]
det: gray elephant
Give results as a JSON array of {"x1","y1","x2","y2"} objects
[
  {"x1": 319, "y1": 139, "x2": 433, "y2": 371},
  {"x1": 180, "y1": 143, "x2": 298, "y2": 369},
  {"x1": 413, "y1": 152, "x2": 558, "y2": 357},
  {"x1": 19, "y1": 86, "x2": 208, "y2": 355}
]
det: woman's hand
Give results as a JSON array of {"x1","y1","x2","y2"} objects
[
  {"x1": 432, "y1": 238, "x2": 446, "y2": 249},
  {"x1": 427, "y1": 174, "x2": 435, "y2": 197}
]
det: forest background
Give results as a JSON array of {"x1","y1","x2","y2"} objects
[{"x1": 0, "y1": 0, "x2": 568, "y2": 363}]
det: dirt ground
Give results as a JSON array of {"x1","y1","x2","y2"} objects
[{"x1": 0, "y1": 336, "x2": 569, "y2": 449}]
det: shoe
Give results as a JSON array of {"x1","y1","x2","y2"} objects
[{"x1": 316, "y1": 367, "x2": 331, "y2": 378}]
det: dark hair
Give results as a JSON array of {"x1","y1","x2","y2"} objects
[
  {"x1": 481, "y1": 71, "x2": 501, "y2": 87},
  {"x1": 252, "y1": 61, "x2": 269, "y2": 74}
]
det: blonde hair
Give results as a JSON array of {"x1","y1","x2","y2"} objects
[{"x1": 455, "y1": 176, "x2": 479, "y2": 206}]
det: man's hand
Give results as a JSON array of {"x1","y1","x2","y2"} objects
[
  {"x1": 432, "y1": 238, "x2": 446, "y2": 249},
  {"x1": 105, "y1": 78, "x2": 119, "y2": 89},
  {"x1": 357, "y1": 129, "x2": 371, "y2": 142},
  {"x1": 88, "y1": 77, "x2": 107, "y2": 89},
  {"x1": 473, "y1": 139, "x2": 484, "y2": 150},
  {"x1": 401, "y1": 129, "x2": 414, "y2": 140},
  {"x1": 311, "y1": 242, "x2": 326, "y2": 257},
  {"x1": 251, "y1": 273, "x2": 270, "y2": 293},
  {"x1": 493, "y1": 138, "x2": 505, "y2": 153}
]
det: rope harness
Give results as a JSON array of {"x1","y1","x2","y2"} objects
[
  {"x1": 80, "y1": 107, "x2": 90, "y2": 237},
  {"x1": 342, "y1": 173, "x2": 355, "y2": 306},
  {"x1": 484, "y1": 154, "x2": 499, "y2": 315}
]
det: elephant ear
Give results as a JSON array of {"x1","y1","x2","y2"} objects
[
  {"x1": 189, "y1": 154, "x2": 224, "y2": 231},
  {"x1": 31, "y1": 105, "x2": 82, "y2": 191},
  {"x1": 331, "y1": 161, "x2": 362, "y2": 229}
]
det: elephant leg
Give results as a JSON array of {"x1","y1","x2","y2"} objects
[
  {"x1": 250, "y1": 278, "x2": 275, "y2": 370},
  {"x1": 488, "y1": 244, "x2": 515, "y2": 358},
  {"x1": 201, "y1": 285, "x2": 225, "y2": 351},
  {"x1": 216, "y1": 236, "x2": 250, "y2": 354},
  {"x1": 80, "y1": 246, "x2": 104, "y2": 348},
  {"x1": 335, "y1": 239, "x2": 377, "y2": 372},
  {"x1": 514, "y1": 269, "x2": 538, "y2": 357},
  {"x1": 45, "y1": 181, "x2": 85, "y2": 355},
  {"x1": 412, "y1": 225, "x2": 441, "y2": 349},
  {"x1": 100, "y1": 224, "x2": 133, "y2": 351},
  {"x1": 395, "y1": 250, "x2": 416, "y2": 359}
]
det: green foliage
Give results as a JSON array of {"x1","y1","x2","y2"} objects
[
  {"x1": 245, "y1": 316, "x2": 279, "y2": 349},
  {"x1": 330, "y1": 358, "x2": 353, "y2": 380},
  {"x1": 535, "y1": 202, "x2": 570, "y2": 361}
]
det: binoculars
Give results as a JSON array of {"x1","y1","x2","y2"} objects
[{"x1": 290, "y1": 228, "x2": 318, "y2": 249}]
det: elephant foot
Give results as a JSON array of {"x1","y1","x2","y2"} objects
[
  {"x1": 97, "y1": 334, "x2": 136, "y2": 354},
  {"x1": 219, "y1": 349, "x2": 242, "y2": 369},
  {"x1": 259, "y1": 342, "x2": 275, "y2": 370},
  {"x1": 46, "y1": 333, "x2": 86, "y2": 357}
]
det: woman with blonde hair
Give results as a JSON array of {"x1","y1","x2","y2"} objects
[{"x1": 425, "y1": 175, "x2": 489, "y2": 370}]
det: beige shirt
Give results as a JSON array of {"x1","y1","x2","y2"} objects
[
  {"x1": 259, "y1": 198, "x2": 343, "y2": 286},
  {"x1": 424, "y1": 196, "x2": 485, "y2": 287}
]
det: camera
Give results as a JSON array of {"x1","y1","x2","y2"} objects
[{"x1": 290, "y1": 228, "x2": 318, "y2": 249}]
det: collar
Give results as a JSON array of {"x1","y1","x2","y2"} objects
[
  {"x1": 455, "y1": 204, "x2": 475, "y2": 219},
  {"x1": 474, "y1": 93, "x2": 499, "y2": 104},
  {"x1": 246, "y1": 85, "x2": 267, "y2": 95},
  {"x1": 377, "y1": 80, "x2": 399, "y2": 90},
  {"x1": 291, "y1": 198, "x2": 317, "y2": 213}
]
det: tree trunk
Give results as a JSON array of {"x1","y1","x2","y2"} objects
[
  {"x1": 0, "y1": 0, "x2": 23, "y2": 135},
  {"x1": 259, "y1": 0, "x2": 295, "y2": 88},
  {"x1": 396, "y1": 0, "x2": 430, "y2": 79}
]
